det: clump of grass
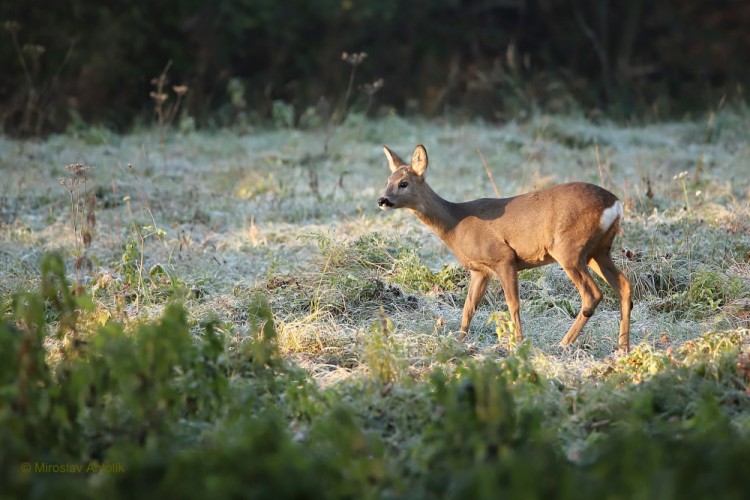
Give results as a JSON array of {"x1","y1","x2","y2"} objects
[
  {"x1": 650, "y1": 265, "x2": 746, "y2": 320},
  {"x1": 587, "y1": 328, "x2": 750, "y2": 387},
  {"x1": 609, "y1": 343, "x2": 676, "y2": 384},
  {"x1": 686, "y1": 269, "x2": 745, "y2": 317},
  {"x1": 362, "y1": 311, "x2": 406, "y2": 386},
  {"x1": 678, "y1": 329, "x2": 748, "y2": 381},
  {"x1": 258, "y1": 231, "x2": 470, "y2": 350},
  {"x1": 261, "y1": 270, "x2": 414, "y2": 324}
]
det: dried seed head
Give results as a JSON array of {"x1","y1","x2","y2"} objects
[
  {"x1": 342, "y1": 51, "x2": 367, "y2": 65},
  {"x1": 22, "y1": 44, "x2": 45, "y2": 56},
  {"x1": 150, "y1": 91, "x2": 169, "y2": 103},
  {"x1": 4, "y1": 20, "x2": 20, "y2": 34},
  {"x1": 173, "y1": 85, "x2": 189, "y2": 96},
  {"x1": 362, "y1": 78, "x2": 384, "y2": 96},
  {"x1": 65, "y1": 163, "x2": 90, "y2": 177}
]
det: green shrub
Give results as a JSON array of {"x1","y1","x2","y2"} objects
[
  {"x1": 409, "y1": 347, "x2": 558, "y2": 498},
  {"x1": 1, "y1": 254, "x2": 229, "y2": 493},
  {"x1": 577, "y1": 396, "x2": 750, "y2": 500}
]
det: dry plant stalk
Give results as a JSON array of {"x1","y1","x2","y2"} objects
[
  {"x1": 476, "y1": 148, "x2": 500, "y2": 198},
  {"x1": 60, "y1": 163, "x2": 96, "y2": 295},
  {"x1": 150, "y1": 60, "x2": 189, "y2": 146}
]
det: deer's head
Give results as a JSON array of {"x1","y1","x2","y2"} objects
[{"x1": 378, "y1": 145, "x2": 428, "y2": 210}]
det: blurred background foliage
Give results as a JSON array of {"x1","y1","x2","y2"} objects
[{"x1": 2, "y1": 0, "x2": 749, "y2": 135}]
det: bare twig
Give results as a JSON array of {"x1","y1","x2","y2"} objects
[
  {"x1": 477, "y1": 148, "x2": 500, "y2": 198},
  {"x1": 127, "y1": 163, "x2": 158, "y2": 227},
  {"x1": 324, "y1": 51, "x2": 367, "y2": 155},
  {"x1": 595, "y1": 144, "x2": 606, "y2": 187},
  {"x1": 6, "y1": 22, "x2": 33, "y2": 87}
]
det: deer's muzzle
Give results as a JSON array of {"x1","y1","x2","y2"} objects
[{"x1": 378, "y1": 196, "x2": 394, "y2": 208}]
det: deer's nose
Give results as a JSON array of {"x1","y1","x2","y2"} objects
[{"x1": 378, "y1": 197, "x2": 394, "y2": 207}]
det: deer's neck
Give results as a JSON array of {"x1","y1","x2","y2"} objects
[{"x1": 408, "y1": 184, "x2": 460, "y2": 242}]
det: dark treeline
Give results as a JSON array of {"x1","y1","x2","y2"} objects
[{"x1": 2, "y1": 0, "x2": 748, "y2": 135}]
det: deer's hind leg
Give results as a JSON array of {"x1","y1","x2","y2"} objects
[
  {"x1": 558, "y1": 257, "x2": 603, "y2": 347},
  {"x1": 588, "y1": 253, "x2": 632, "y2": 351}
]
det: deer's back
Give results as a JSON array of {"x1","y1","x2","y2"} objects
[{"x1": 449, "y1": 182, "x2": 620, "y2": 267}]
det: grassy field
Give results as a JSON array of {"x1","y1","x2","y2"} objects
[{"x1": 2, "y1": 111, "x2": 750, "y2": 497}]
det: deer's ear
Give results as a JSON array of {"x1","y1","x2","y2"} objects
[
  {"x1": 383, "y1": 145, "x2": 406, "y2": 172},
  {"x1": 410, "y1": 145, "x2": 428, "y2": 176}
]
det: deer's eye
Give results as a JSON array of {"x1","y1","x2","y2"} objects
[{"x1": 398, "y1": 181, "x2": 408, "y2": 189}]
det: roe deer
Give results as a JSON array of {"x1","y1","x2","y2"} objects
[{"x1": 377, "y1": 145, "x2": 632, "y2": 351}]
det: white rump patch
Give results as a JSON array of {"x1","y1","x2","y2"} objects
[{"x1": 600, "y1": 201, "x2": 623, "y2": 231}]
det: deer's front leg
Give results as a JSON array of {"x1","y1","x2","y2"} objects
[
  {"x1": 459, "y1": 270, "x2": 491, "y2": 340},
  {"x1": 494, "y1": 262, "x2": 523, "y2": 342}
]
